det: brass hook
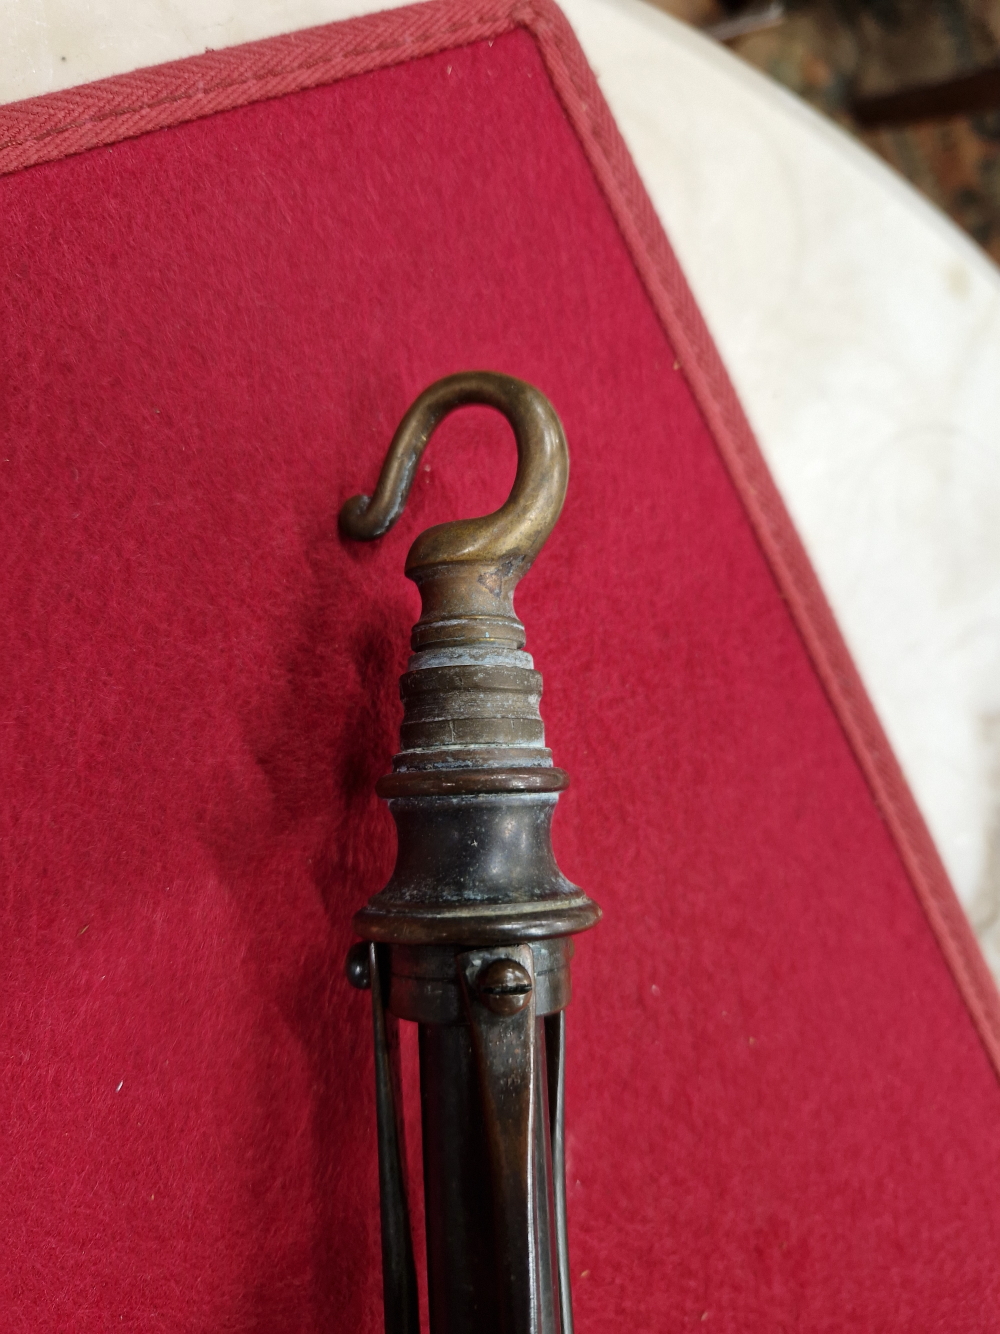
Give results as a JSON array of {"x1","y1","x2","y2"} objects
[{"x1": 340, "y1": 372, "x2": 569, "y2": 651}]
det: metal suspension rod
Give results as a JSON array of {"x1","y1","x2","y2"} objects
[{"x1": 344, "y1": 371, "x2": 600, "y2": 1334}]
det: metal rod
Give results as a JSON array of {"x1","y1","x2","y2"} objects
[
  {"x1": 419, "y1": 1021, "x2": 502, "y2": 1333},
  {"x1": 545, "y1": 1011, "x2": 574, "y2": 1334},
  {"x1": 370, "y1": 944, "x2": 420, "y2": 1334},
  {"x1": 459, "y1": 945, "x2": 540, "y2": 1334}
]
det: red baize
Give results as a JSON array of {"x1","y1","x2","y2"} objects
[{"x1": 2, "y1": 5, "x2": 1000, "y2": 1329}]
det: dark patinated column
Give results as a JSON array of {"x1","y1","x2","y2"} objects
[{"x1": 343, "y1": 372, "x2": 600, "y2": 1334}]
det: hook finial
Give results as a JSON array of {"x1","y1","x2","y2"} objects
[{"x1": 340, "y1": 372, "x2": 569, "y2": 651}]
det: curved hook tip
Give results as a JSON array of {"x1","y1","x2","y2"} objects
[
  {"x1": 340, "y1": 491, "x2": 410, "y2": 542},
  {"x1": 339, "y1": 493, "x2": 379, "y2": 541}
]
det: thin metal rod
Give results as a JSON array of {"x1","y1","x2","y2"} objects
[
  {"x1": 459, "y1": 945, "x2": 540, "y2": 1334},
  {"x1": 370, "y1": 943, "x2": 420, "y2": 1334},
  {"x1": 533, "y1": 1019, "x2": 559, "y2": 1334},
  {"x1": 545, "y1": 1011, "x2": 574, "y2": 1334}
]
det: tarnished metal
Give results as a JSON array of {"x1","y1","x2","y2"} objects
[
  {"x1": 387, "y1": 939, "x2": 572, "y2": 1027},
  {"x1": 545, "y1": 1010, "x2": 574, "y2": 1334},
  {"x1": 458, "y1": 944, "x2": 540, "y2": 1334},
  {"x1": 369, "y1": 943, "x2": 420, "y2": 1334},
  {"x1": 472, "y1": 957, "x2": 535, "y2": 1016},
  {"x1": 343, "y1": 371, "x2": 599, "y2": 1334},
  {"x1": 340, "y1": 370, "x2": 569, "y2": 656}
]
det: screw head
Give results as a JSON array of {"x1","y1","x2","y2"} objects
[
  {"x1": 474, "y1": 958, "x2": 533, "y2": 1015},
  {"x1": 345, "y1": 942, "x2": 371, "y2": 990}
]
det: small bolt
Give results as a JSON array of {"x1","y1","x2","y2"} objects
[
  {"x1": 345, "y1": 942, "x2": 371, "y2": 990},
  {"x1": 474, "y1": 958, "x2": 533, "y2": 1015}
]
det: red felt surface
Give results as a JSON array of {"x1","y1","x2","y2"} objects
[{"x1": 3, "y1": 11, "x2": 1000, "y2": 1331}]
